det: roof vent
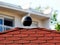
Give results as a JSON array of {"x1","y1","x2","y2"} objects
[{"x1": 21, "y1": 14, "x2": 32, "y2": 26}]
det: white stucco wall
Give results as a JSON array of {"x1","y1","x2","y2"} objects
[{"x1": 0, "y1": 9, "x2": 50, "y2": 29}]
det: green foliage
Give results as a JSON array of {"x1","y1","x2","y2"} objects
[
  {"x1": 53, "y1": 11, "x2": 57, "y2": 21},
  {"x1": 51, "y1": 10, "x2": 60, "y2": 31},
  {"x1": 55, "y1": 23, "x2": 60, "y2": 31},
  {"x1": 35, "y1": 6, "x2": 41, "y2": 11},
  {"x1": 51, "y1": 11, "x2": 57, "y2": 24}
]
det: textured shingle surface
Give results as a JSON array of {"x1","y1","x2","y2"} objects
[{"x1": 0, "y1": 27, "x2": 60, "y2": 45}]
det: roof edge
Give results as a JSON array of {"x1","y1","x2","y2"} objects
[
  {"x1": 0, "y1": 1, "x2": 22, "y2": 9},
  {"x1": 0, "y1": 27, "x2": 60, "y2": 35},
  {"x1": 0, "y1": 2, "x2": 50, "y2": 18}
]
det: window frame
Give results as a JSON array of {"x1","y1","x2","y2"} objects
[
  {"x1": 4, "y1": 17, "x2": 14, "y2": 27},
  {"x1": 0, "y1": 15, "x2": 15, "y2": 32}
]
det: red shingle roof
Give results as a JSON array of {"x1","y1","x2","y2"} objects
[{"x1": 0, "y1": 27, "x2": 60, "y2": 45}]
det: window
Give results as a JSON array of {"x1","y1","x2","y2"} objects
[
  {"x1": 0, "y1": 26, "x2": 3, "y2": 32},
  {"x1": 4, "y1": 18, "x2": 14, "y2": 27},
  {"x1": 0, "y1": 16, "x2": 14, "y2": 32},
  {"x1": 0, "y1": 19, "x2": 3, "y2": 25}
]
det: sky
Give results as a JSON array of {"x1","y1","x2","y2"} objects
[
  {"x1": 0, "y1": 0, "x2": 60, "y2": 9},
  {"x1": 0, "y1": 0, "x2": 60, "y2": 29},
  {"x1": 0, "y1": 0, "x2": 60, "y2": 10}
]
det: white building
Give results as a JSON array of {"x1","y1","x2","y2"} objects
[{"x1": 0, "y1": 2, "x2": 52, "y2": 32}]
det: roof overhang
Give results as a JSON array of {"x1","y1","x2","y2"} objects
[{"x1": 0, "y1": 1, "x2": 50, "y2": 20}]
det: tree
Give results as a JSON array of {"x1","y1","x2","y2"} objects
[
  {"x1": 55, "y1": 23, "x2": 60, "y2": 31},
  {"x1": 51, "y1": 10, "x2": 60, "y2": 31},
  {"x1": 51, "y1": 10, "x2": 57, "y2": 24}
]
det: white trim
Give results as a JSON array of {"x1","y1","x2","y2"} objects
[
  {"x1": 0, "y1": 1, "x2": 50, "y2": 19},
  {"x1": 0, "y1": 1, "x2": 22, "y2": 10}
]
